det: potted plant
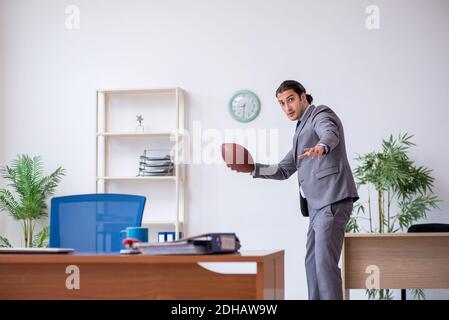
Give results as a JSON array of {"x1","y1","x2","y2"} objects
[
  {"x1": 0, "y1": 154, "x2": 65, "y2": 248},
  {"x1": 346, "y1": 133, "x2": 440, "y2": 300}
]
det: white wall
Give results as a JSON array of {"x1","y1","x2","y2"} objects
[{"x1": 0, "y1": 0, "x2": 448, "y2": 299}]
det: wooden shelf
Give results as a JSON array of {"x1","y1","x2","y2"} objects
[
  {"x1": 96, "y1": 132, "x2": 173, "y2": 137},
  {"x1": 98, "y1": 87, "x2": 179, "y2": 94},
  {"x1": 96, "y1": 87, "x2": 185, "y2": 240},
  {"x1": 96, "y1": 176, "x2": 176, "y2": 181},
  {"x1": 142, "y1": 220, "x2": 181, "y2": 225}
]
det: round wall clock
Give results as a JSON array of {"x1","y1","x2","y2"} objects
[{"x1": 228, "y1": 90, "x2": 261, "y2": 123}]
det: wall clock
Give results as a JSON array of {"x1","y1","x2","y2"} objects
[{"x1": 228, "y1": 90, "x2": 261, "y2": 123}]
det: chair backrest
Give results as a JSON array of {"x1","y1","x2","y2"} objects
[
  {"x1": 408, "y1": 223, "x2": 449, "y2": 233},
  {"x1": 50, "y1": 194, "x2": 146, "y2": 253}
]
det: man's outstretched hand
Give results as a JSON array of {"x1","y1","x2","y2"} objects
[
  {"x1": 298, "y1": 144, "x2": 326, "y2": 160},
  {"x1": 221, "y1": 143, "x2": 255, "y2": 173}
]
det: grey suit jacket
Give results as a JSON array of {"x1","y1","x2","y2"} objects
[{"x1": 252, "y1": 104, "x2": 359, "y2": 210}]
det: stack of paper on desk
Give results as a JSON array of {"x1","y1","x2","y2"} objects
[{"x1": 134, "y1": 233, "x2": 241, "y2": 255}]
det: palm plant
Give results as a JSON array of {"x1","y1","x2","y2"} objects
[
  {"x1": 346, "y1": 133, "x2": 440, "y2": 300},
  {"x1": 0, "y1": 155, "x2": 65, "y2": 248}
]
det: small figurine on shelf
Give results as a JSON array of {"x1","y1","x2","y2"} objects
[{"x1": 136, "y1": 115, "x2": 144, "y2": 132}]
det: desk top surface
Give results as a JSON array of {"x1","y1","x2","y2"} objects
[
  {"x1": 345, "y1": 232, "x2": 449, "y2": 238},
  {"x1": 0, "y1": 250, "x2": 284, "y2": 264}
]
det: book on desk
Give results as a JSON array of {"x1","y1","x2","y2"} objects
[{"x1": 132, "y1": 233, "x2": 241, "y2": 255}]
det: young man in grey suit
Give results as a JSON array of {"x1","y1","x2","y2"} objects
[{"x1": 245, "y1": 80, "x2": 358, "y2": 300}]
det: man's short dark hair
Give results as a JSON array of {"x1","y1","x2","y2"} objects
[{"x1": 276, "y1": 80, "x2": 313, "y2": 104}]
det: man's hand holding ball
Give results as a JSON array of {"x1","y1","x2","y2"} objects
[{"x1": 221, "y1": 143, "x2": 255, "y2": 173}]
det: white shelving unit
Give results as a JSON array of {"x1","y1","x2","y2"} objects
[{"x1": 96, "y1": 87, "x2": 186, "y2": 240}]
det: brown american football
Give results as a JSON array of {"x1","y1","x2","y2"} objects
[{"x1": 221, "y1": 143, "x2": 255, "y2": 173}]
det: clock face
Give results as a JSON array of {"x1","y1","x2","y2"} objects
[{"x1": 228, "y1": 90, "x2": 261, "y2": 123}]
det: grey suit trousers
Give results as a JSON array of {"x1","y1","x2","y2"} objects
[{"x1": 305, "y1": 197, "x2": 353, "y2": 300}]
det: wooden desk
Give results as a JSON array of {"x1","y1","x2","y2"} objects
[
  {"x1": 0, "y1": 250, "x2": 284, "y2": 300},
  {"x1": 343, "y1": 233, "x2": 449, "y2": 299}
]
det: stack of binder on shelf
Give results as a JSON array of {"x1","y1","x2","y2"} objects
[
  {"x1": 138, "y1": 151, "x2": 174, "y2": 177},
  {"x1": 134, "y1": 233, "x2": 241, "y2": 255}
]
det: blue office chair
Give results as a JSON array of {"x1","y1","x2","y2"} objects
[{"x1": 50, "y1": 194, "x2": 146, "y2": 253}]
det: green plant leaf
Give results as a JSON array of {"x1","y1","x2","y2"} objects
[
  {"x1": 0, "y1": 189, "x2": 24, "y2": 220},
  {"x1": 411, "y1": 289, "x2": 426, "y2": 300},
  {"x1": 31, "y1": 226, "x2": 50, "y2": 248},
  {"x1": 0, "y1": 154, "x2": 65, "y2": 248},
  {"x1": 0, "y1": 235, "x2": 12, "y2": 248},
  {"x1": 345, "y1": 216, "x2": 360, "y2": 233},
  {"x1": 396, "y1": 194, "x2": 439, "y2": 230},
  {"x1": 352, "y1": 133, "x2": 440, "y2": 300}
]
